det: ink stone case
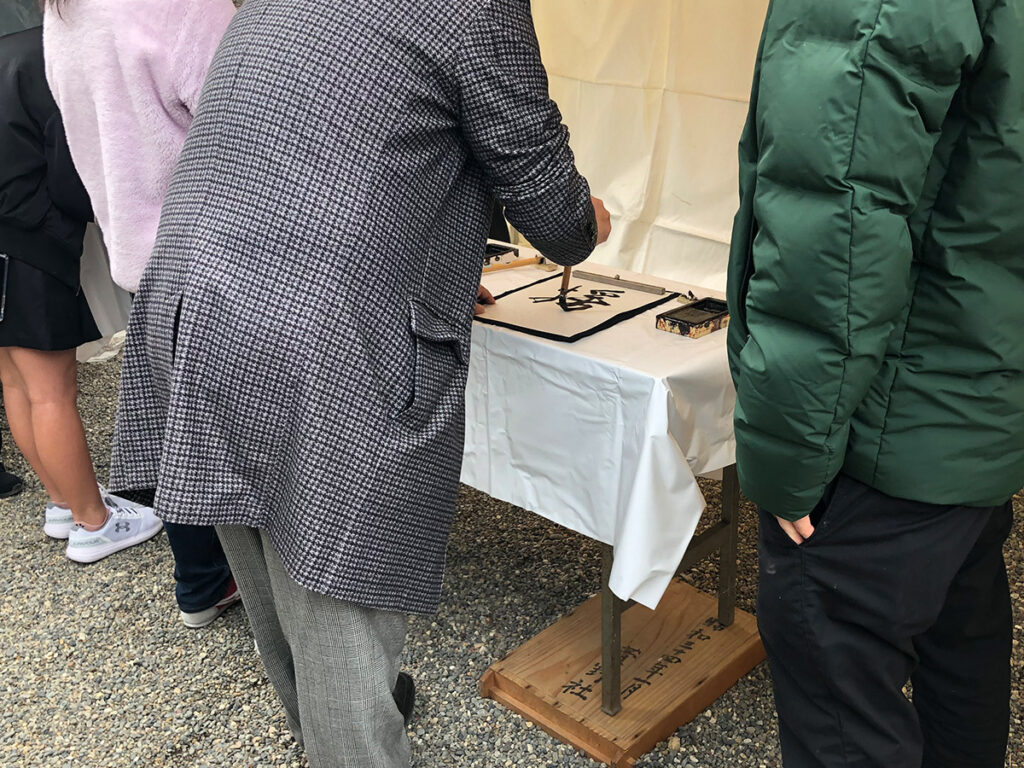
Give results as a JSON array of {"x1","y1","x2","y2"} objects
[{"x1": 656, "y1": 297, "x2": 729, "y2": 339}]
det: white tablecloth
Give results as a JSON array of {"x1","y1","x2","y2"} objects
[
  {"x1": 461, "y1": 255, "x2": 736, "y2": 609},
  {"x1": 78, "y1": 224, "x2": 132, "y2": 363}
]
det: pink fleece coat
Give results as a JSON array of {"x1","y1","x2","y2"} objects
[{"x1": 44, "y1": 0, "x2": 236, "y2": 293}]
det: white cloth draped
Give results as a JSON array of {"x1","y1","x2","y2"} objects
[
  {"x1": 77, "y1": 224, "x2": 132, "y2": 363},
  {"x1": 463, "y1": 256, "x2": 736, "y2": 609}
]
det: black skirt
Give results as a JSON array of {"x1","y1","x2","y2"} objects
[{"x1": 0, "y1": 256, "x2": 100, "y2": 351}]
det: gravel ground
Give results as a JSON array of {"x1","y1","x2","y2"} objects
[{"x1": 0, "y1": 355, "x2": 1021, "y2": 768}]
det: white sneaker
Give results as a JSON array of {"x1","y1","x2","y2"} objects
[
  {"x1": 45, "y1": 487, "x2": 144, "y2": 540},
  {"x1": 180, "y1": 578, "x2": 242, "y2": 629},
  {"x1": 97, "y1": 484, "x2": 146, "y2": 509},
  {"x1": 43, "y1": 502, "x2": 75, "y2": 540},
  {"x1": 65, "y1": 496, "x2": 163, "y2": 564}
]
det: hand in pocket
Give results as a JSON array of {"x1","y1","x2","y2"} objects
[{"x1": 775, "y1": 514, "x2": 815, "y2": 545}]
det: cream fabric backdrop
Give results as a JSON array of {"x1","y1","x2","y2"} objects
[{"x1": 531, "y1": 0, "x2": 769, "y2": 292}]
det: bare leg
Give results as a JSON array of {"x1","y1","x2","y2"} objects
[
  {"x1": 0, "y1": 348, "x2": 65, "y2": 504},
  {"x1": 4, "y1": 347, "x2": 106, "y2": 527}
]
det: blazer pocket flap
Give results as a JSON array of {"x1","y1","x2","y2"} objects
[{"x1": 409, "y1": 299, "x2": 467, "y2": 364}]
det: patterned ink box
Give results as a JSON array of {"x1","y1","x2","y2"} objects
[{"x1": 656, "y1": 298, "x2": 730, "y2": 339}]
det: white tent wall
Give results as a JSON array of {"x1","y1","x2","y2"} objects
[{"x1": 530, "y1": 0, "x2": 770, "y2": 292}]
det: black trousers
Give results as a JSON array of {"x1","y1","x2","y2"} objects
[{"x1": 758, "y1": 474, "x2": 1014, "y2": 768}]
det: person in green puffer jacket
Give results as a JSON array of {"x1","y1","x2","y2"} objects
[{"x1": 727, "y1": 0, "x2": 1022, "y2": 766}]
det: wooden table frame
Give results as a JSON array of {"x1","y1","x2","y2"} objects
[{"x1": 599, "y1": 464, "x2": 740, "y2": 715}]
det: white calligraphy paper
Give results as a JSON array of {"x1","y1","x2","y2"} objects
[{"x1": 474, "y1": 274, "x2": 678, "y2": 342}]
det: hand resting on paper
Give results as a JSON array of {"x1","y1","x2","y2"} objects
[
  {"x1": 474, "y1": 284, "x2": 496, "y2": 316},
  {"x1": 592, "y1": 196, "x2": 612, "y2": 246}
]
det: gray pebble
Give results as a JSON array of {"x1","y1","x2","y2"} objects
[{"x1": 0, "y1": 355, "x2": 1019, "y2": 767}]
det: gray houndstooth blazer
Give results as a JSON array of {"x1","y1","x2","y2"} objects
[{"x1": 109, "y1": 0, "x2": 597, "y2": 614}]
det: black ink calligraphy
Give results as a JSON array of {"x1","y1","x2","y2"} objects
[
  {"x1": 704, "y1": 617, "x2": 726, "y2": 632},
  {"x1": 561, "y1": 679, "x2": 595, "y2": 701},
  {"x1": 621, "y1": 645, "x2": 643, "y2": 662},
  {"x1": 621, "y1": 676, "x2": 653, "y2": 701},
  {"x1": 530, "y1": 286, "x2": 626, "y2": 311}
]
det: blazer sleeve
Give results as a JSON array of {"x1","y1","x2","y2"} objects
[
  {"x1": 44, "y1": 113, "x2": 92, "y2": 223},
  {"x1": 1, "y1": 30, "x2": 90, "y2": 228},
  {"x1": 733, "y1": 0, "x2": 985, "y2": 520},
  {"x1": 0, "y1": 70, "x2": 46, "y2": 226},
  {"x1": 450, "y1": 0, "x2": 597, "y2": 267}
]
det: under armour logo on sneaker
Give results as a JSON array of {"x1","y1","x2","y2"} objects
[{"x1": 114, "y1": 521, "x2": 132, "y2": 533}]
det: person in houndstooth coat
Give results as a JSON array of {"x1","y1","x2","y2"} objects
[{"x1": 108, "y1": 0, "x2": 610, "y2": 764}]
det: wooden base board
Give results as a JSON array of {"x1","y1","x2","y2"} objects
[{"x1": 480, "y1": 580, "x2": 765, "y2": 767}]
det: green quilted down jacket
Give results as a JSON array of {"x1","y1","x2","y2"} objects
[{"x1": 726, "y1": 0, "x2": 1024, "y2": 521}]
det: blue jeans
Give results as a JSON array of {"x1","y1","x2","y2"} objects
[{"x1": 164, "y1": 521, "x2": 231, "y2": 613}]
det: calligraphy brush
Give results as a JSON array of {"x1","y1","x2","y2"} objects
[{"x1": 558, "y1": 266, "x2": 572, "y2": 311}]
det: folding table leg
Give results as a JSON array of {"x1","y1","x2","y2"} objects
[
  {"x1": 600, "y1": 544, "x2": 623, "y2": 716},
  {"x1": 717, "y1": 463, "x2": 740, "y2": 627}
]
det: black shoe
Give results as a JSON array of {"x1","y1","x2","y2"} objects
[
  {"x1": 392, "y1": 671, "x2": 415, "y2": 727},
  {"x1": 0, "y1": 467, "x2": 23, "y2": 499}
]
